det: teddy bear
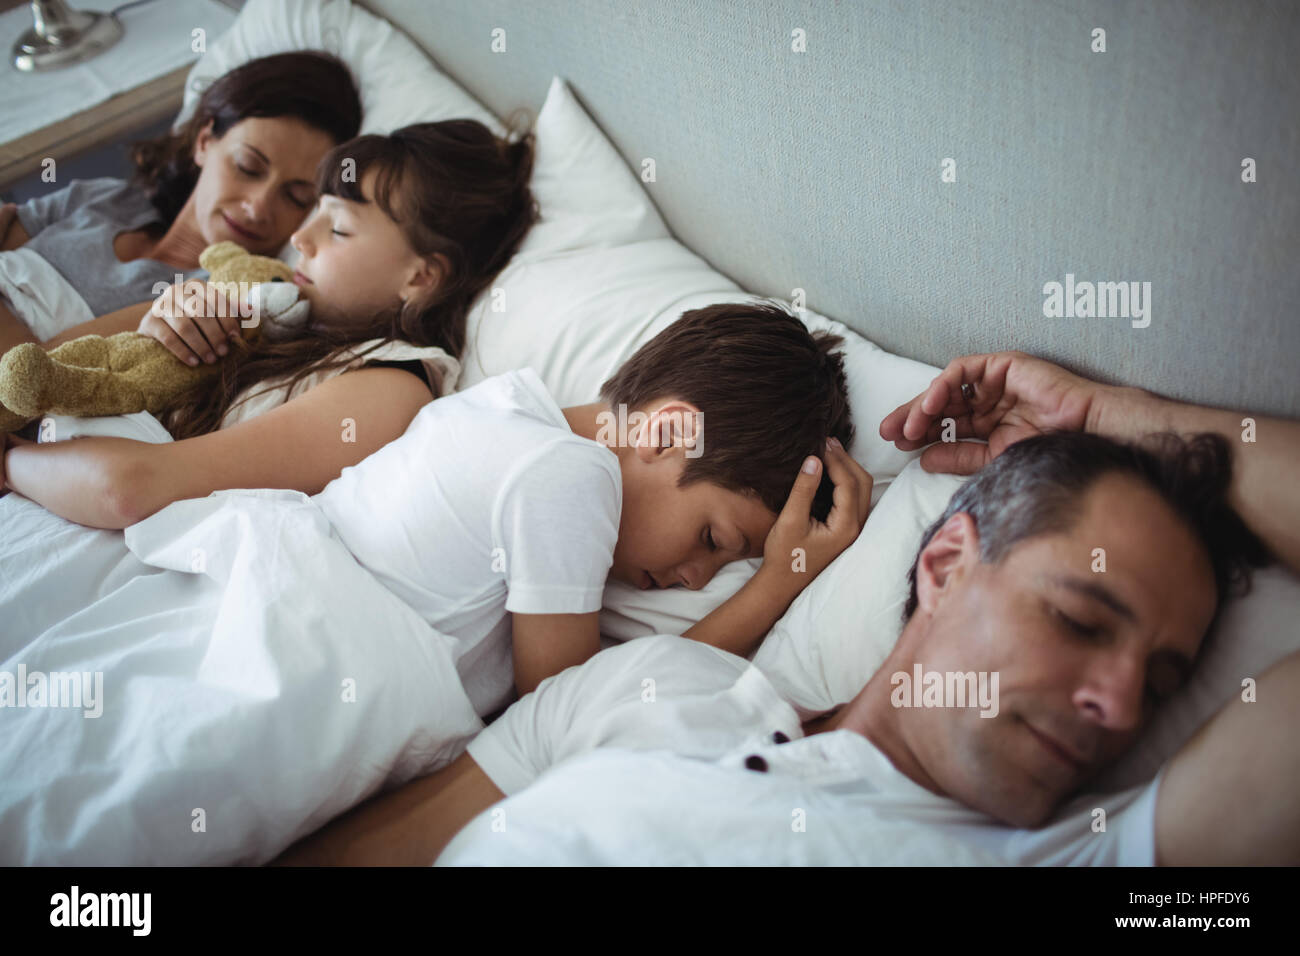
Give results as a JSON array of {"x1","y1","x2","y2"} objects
[{"x1": 0, "y1": 241, "x2": 310, "y2": 434}]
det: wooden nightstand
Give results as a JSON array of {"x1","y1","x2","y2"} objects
[{"x1": 0, "y1": 0, "x2": 241, "y2": 189}]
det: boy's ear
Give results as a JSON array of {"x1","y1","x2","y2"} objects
[
  {"x1": 915, "y1": 512, "x2": 979, "y2": 615},
  {"x1": 634, "y1": 400, "x2": 703, "y2": 464}
]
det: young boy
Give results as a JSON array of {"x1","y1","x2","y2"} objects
[{"x1": 313, "y1": 300, "x2": 871, "y2": 719}]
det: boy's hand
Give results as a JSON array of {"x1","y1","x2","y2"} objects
[
  {"x1": 684, "y1": 439, "x2": 873, "y2": 658},
  {"x1": 761, "y1": 438, "x2": 873, "y2": 589}
]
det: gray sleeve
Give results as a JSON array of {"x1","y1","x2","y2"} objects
[{"x1": 14, "y1": 178, "x2": 122, "y2": 238}]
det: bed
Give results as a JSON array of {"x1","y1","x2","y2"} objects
[{"x1": 1, "y1": 0, "x2": 1297, "y2": 865}]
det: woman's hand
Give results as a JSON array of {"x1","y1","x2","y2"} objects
[
  {"x1": 878, "y1": 350, "x2": 1105, "y2": 475},
  {"x1": 138, "y1": 280, "x2": 247, "y2": 366}
]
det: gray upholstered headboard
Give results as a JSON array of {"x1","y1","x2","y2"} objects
[{"x1": 363, "y1": 0, "x2": 1299, "y2": 418}]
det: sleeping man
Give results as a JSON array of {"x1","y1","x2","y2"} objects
[{"x1": 274, "y1": 351, "x2": 1300, "y2": 866}]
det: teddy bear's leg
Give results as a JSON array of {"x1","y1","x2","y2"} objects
[
  {"x1": 0, "y1": 340, "x2": 149, "y2": 419},
  {"x1": 0, "y1": 404, "x2": 34, "y2": 434}
]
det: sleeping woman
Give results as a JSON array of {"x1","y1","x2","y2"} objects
[
  {"x1": 0, "y1": 118, "x2": 538, "y2": 529},
  {"x1": 0, "y1": 51, "x2": 363, "y2": 353}
]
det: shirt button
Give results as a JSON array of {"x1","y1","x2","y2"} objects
[
  {"x1": 772, "y1": 731, "x2": 790, "y2": 744},
  {"x1": 745, "y1": 755, "x2": 769, "y2": 773}
]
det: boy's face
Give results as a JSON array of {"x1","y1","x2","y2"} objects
[{"x1": 607, "y1": 403, "x2": 779, "y2": 591}]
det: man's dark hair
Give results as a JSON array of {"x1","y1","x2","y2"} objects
[
  {"x1": 600, "y1": 300, "x2": 854, "y2": 521},
  {"x1": 902, "y1": 431, "x2": 1271, "y2": 622}
]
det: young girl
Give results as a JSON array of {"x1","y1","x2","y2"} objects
[{"x1": 1, "y1": 120, "x2": 537, "y2": 527}]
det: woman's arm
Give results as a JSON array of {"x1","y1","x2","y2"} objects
[
  {"x1": 0, "y1": 204, "x2": 37, "y2": 352},
  {"x1": 2, "y1": 366, "x2": 433, "y2": 528},
  {"x1": 43, "y1": 299, "x2": 157, "y2": 348},
  {"x1": 2, "y1": 295, "x2": 154, "y2": 355},
  {"x1": 0, "y1": 202, "x2": 26, "y2": 252},
  {"x1": 1, "y1": 196, "x2": 153, "y2": 353},
  {"x1": 1, "y1": 203, "x2": 155, "y2": 352}
]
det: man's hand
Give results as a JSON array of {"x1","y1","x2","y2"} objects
[
  {"x1": 138, "y1": 280, "x2": 247, "y2": 366},
  {"x1": 879, "y1": 350, "x2": 1104, "y2": 474},
  {"x1": 762, "y1": 437, "x2": 873, "y2": 582},
  {"x1": 881, "y1": 348, "x2": 1300, "y2": 574}
]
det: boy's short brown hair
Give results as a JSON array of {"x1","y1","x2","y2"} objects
[{"x1": 599, "y1": 300, "x2": 854, "y2": 521}]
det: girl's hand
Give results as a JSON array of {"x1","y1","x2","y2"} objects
[{"x1": 138, "y1": 280, "x2": 246, "y2": 366}]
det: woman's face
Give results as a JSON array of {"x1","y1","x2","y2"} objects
[
  {"x1": 288, "y1": 168, "x2": 444, "y2": 330},
  {"x1": 190, "y1": 116, "x2": 335, "y2": 256}
]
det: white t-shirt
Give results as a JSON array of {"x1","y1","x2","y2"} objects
[
  {"x1": 440, "y1": 635, "x2": 1164, "y2": 865},
  {"x1": 314, "y1": 368, "x2": 622, "y2": 717}
]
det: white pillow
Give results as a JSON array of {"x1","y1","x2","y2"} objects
[
  {"x1": 462, "y1": 77, "x2": 940, "y2": 484},
  {"x1": 752, "y1": 457, "x2": 1300, "y2": 791},
  {"x1": 752, "y1": 458, "x2": 966, "y2": 712},
  {"x1": 176, "y1": 0, "x2": 502, "y2": 135},
  {"x1": 459, "y1": 77, "x2": 941, "y2": 639}
]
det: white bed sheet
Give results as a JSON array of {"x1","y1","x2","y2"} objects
[{"x1": 0, "y1": 489, "x2": 483, "y2": 865}]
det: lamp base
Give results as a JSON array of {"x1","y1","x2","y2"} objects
[{"x1": 12, "y1": 10, "x2": 124, "y2": 72}]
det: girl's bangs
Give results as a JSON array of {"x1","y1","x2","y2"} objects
[{"x1": 315, "y1": 136, "x2": 408, "y2": 222}]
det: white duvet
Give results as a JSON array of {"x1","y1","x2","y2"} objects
[{"x1": 0, "y1": 489, "x2": 484, "y2": 865}]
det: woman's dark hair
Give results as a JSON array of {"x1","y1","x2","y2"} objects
[
  {"x1": 163, "y1": 117, "x2": 539, "y2": 440},
  {"x1": 130, "y1": 51, "x2": 362, "y2": 225},
  {"x1": 902, "y1": 431, "x2": 1272, "y2": 623}
]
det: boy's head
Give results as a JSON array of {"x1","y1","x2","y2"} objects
[{"x1": 598, "y1": 301, "x2": 854, "y2": 592}]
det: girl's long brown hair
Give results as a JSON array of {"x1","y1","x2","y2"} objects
[{"x1": 163, "y1": 118, "x2": 539, "y2": 440}]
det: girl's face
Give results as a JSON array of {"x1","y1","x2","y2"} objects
[
  {"x1": 190, "y1": 116, "x2": 334, "y2": 256},
  {"x1": 288, "y1": 168, "x2": 444, "y2": 331}
]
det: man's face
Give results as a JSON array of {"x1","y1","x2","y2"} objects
[
  {"x1": 901, "y1": 472, "x2": 1216, "y2": 828},
  {"x1": 607, "y1": 404, "x2": 778, "y2": 592}
]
